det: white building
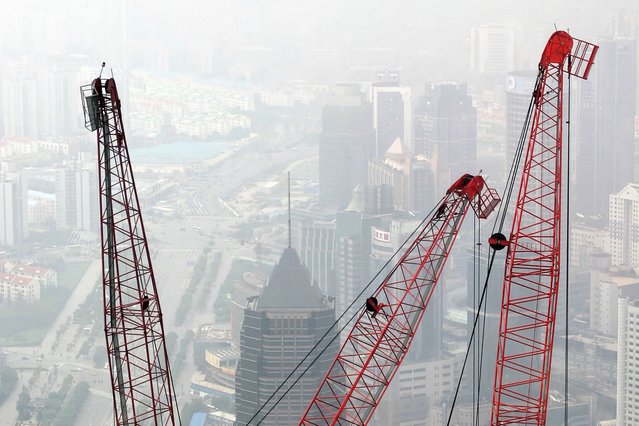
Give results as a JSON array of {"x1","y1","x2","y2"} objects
[
  {"x1": 609, "y1": 183, "x2": 639, "y2": 266},
  {"x1": 470, "y1": 24, "x2": 517, "y2": 76},
  {"x1": 570, "y1": 224, "x2": 609, "y2": 267},
  {"x1": 617, "y1": 298, "x2": 639, "y2": 424},
  {"x1": 0, "y1": 174, "x2": 28, "y2": 246}
]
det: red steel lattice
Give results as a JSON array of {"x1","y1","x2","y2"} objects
[
  {"x1": 491, "y1": 31, "x2": 597, "y2": 425},
  {"x1": 299, "y1": 174, "x2": 499, "y2": 426},
  {"x1": 82, "y1": 77, "x2": 177, "y2": 425}
]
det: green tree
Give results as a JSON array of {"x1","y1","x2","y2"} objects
[{"x1": 16, "y1": 386, "x2": 32, "y2": 421}]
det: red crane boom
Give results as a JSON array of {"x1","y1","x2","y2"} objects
[
  {"x1": 81, "y1": 76, "x2": 178, "y2": 425},
  {"x1": 299, "y1": 174, "x2": 500, "y2": 425},
  {"x1": 490, "y1": 32, "x2": 597, "y2": 425}
]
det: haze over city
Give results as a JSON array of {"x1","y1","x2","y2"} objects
[{"x1": 0, "y1": 1, "x2": 638, "y2": 425}]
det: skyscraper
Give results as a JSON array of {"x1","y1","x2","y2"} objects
[
  {"x1": 1, "y1": 63, "x2": 39, "y2": 139},
  {"x1": 0, "y1": 173, "x2": 28, "y2": 246},
  {"x1": 617, "y1": 298, "x2": 639, "y2": 424},
  {"x1": 234, "y1": 247, "x2": 338, "y2": 425},
  {"x1": 319, "y1": 84, "x2": 374, "y2": 209},
  {"x1": 608, "y1": 183, "x2": 639, "y2": 266},
  {"x1": 505, "y1": 71, "x2": 537, "y2": 167},
  {"x1": 470, "y1": 24, "x2": 517, "y2": 76},
  {"x1": 371, "y1": 82, "x2": 412, "y2": 158},
  {"x1": 415, "y1": 82, "x2": 477, "y2": 193},
  {"x1": 575, "y1": 37, "x2": 636, "y2": 219},
  {"x1": 55, "y1": 157, "x2": 98, "y2": 232}
]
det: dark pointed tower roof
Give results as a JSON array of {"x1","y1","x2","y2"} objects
[{"x1": 257, "y1": 247, "x2": 326, "y2": 310}]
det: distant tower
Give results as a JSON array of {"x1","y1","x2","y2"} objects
[
  {"x1": 55, "y1": 156, "x2": 98, "y2": 232},
  {"x1": 234, "y1": 248, "x2": 338, "y2": 425},
  {"x1": 617, "y1": 298, "x2": 639, "y2": 424},
  {"x1": 371, "y1": 82, "x2": 412, "y2": 157},
  {"x1": 575, "y1": 36, "x2": 636, "y2": 219},
  {"x1": 470, "y1": 24, "x2": 517, "y2": 76},
  {"x1": 0, "y1": 173, "x2": 28, "y2": 246},
  {"x1": 319, "y1": 84, "x2": 375, "y2": 209},
  {"x1": 609, "y1": 183, "x2": 639, "y2": 266},
  {"x1": 505, "y1": 71, "x2": 537, "y2": 167},
  {"x1": 415, "y1": 82, "x2": 477, "y2": 193},
  {"x1": 1, "y1": 63, "x2": 39, "y2": 139}
]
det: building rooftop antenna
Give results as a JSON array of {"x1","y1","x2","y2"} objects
[{"x1": 99, "y1": 62, "x2": 106, "y2": 78}]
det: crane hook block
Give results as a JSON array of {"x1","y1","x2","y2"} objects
[{"x1": 489, "y1": 233, "x2": 509, "y2": 251}]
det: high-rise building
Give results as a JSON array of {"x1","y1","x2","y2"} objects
[
  {"x1": 371, "y1": 82, "x2": 412, "y2": 158},
  {"x1": 415, "y1": 82, "x2": 477, "y2": 194},
  {"x1": 575, "y1": 37, "x2": 636, "y2": 219},
  {"x1": 617, "y1": 298, "x2": 639, "y2": 424},
  {"x1": 470, "y1": 24, "x2": 517, "y2": 76},
  {"x1": 505, "y1": 71, "x2": 537, "y2": 167},
  {"x1": 292, "y1": 209, "x2": 336, "y2": 296},
  {"x1": 609, "y1": 183, "x2": 639, "y2": 266},
  {"x1": 334, "y1": 207, "x2": 379, "y2": 317},
  {"x1": 234, "y1": 247, "x2": 338, "y2": 425},
  {"x1": 1, "y1": 63, "x2": 39, "y2": 139},
  {"x1": 0, "y1": 173, "x2": 28, "y2": 246},
  {"x1": 319, "y1": 84, "x2": 374, "y2": 209},
  {"x1": 55, "y1": 157, "x2": 97, "y2": 232}
]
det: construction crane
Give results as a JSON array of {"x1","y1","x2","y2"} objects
[
  {"x1": 299, "y1": 173, "x2": 500, "y2": 425},
  {"x1": 490, "y1": 31, "x2": 598, "y2": 425},
  {"x1": 81, "y1": 70, "x2": 179, "y2": 425}
]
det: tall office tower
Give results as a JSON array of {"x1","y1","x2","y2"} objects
[
  {"x1": 234, "y1": 247, "x2": 338, "y2": 426},
  {"x1": 617, "y1": 298, "x2": 639, "y2": 424},
  {"x1": 293, "y1": 209, "x2": 336, "y2": 296},
  {"x1": 576, "y1": 37, "x2": 636, "y2": 219},
  {"x1": 609, "y1": 183, "x2": 639, "y2": 266},
  {"x1": 368, "y1": 137, "x2": 410, "y2": 211},
  {"x1": 55, "y1": 157, "x2": 97, "y2": 232},
  {"x1": 1, "y1": 63, "x2": 39, "y2": 139},
  {"x1": 371, "y1": 82, "x2": 412, "y2": 158},
  {"x1": 333, "y1": 205, "x2": 380, "y2": 318},
  {"x1": 42, "y1": 59, "x2": 81, "y2": 138},
  {"x1": 505, "y1": 71, "x2": 537, "y2": 167},
  {"x1": 368, "y1": 138, "x2": 436, "y2": 213},
  {"x1": 410, "y1": 155, "x2": 437, "y2": 214},
  {"x1": 414, "y1": 82, "x2": 477, "y2": 193},
  {"x1": 319, "y1": 84, "x2": 374, "y2": 209},
  {"x1": 0, "y1": 173, "x2": 28, "y2": 246},
  {"x1": 470, "y1": 24, "x2": 517, "y2": 76}
]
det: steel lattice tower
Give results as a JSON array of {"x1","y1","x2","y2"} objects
[
  {"x1": 490, "y1": 32, "x2": 597, "y2": 425},
  {"x1": 82, "y1": 76, "x2": 177, "y2": 425}
]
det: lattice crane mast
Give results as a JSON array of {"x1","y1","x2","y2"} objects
[
  {"x1": 81, "y1": 72, "x2": 178, "y2": 425},
  {"x1": 490, "y1": 31, "x2": 598, "y2": 425},
  {"x1": 299, "y1": 174, "x2": 500, "y2": 425}
]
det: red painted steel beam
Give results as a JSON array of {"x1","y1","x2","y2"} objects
[{"x1": 299, "y1": 175, "x2": 500, "y2": 425}]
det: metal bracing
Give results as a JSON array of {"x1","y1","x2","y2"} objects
[
  {"x1": 82, "y1": 77, "x2": 177, "y2": 425},
  {"x1": 490, "y1": 31, "x2": 597, "y2": 425},
  {"x1": 299, "y1": 174, "x2": 499, "y2": 426}
]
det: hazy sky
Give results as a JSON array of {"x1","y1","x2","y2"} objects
[{"x1": 2, "y1": 0, "x2": 637, "y2": 86}]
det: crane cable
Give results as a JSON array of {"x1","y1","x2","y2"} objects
[
  {"x1": 246, "y1": 197, "x2": 446, "y2": 425},
  {"x1": 564, "y1": 53, "x2": 572, "y2": 426},
  {"x1": 446, "y1": 68, "x2": 543, "y2": 425}
]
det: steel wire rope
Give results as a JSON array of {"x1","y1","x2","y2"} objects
[
  {"x1": 246, "y1": 197, "x2": 446, "y2": 425},
  {"x1": 446, "y1": 70, "x2": 542, "y2": 425},
  {"x1": 475, "y1": 217, "x2": 489, "y2": 426},
  {"x1": 564, "y1": 53, "x2": 572, "y2": 426},
  {"x1": 472, "y1": 215, "x2": 477, "y2": 426}
]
